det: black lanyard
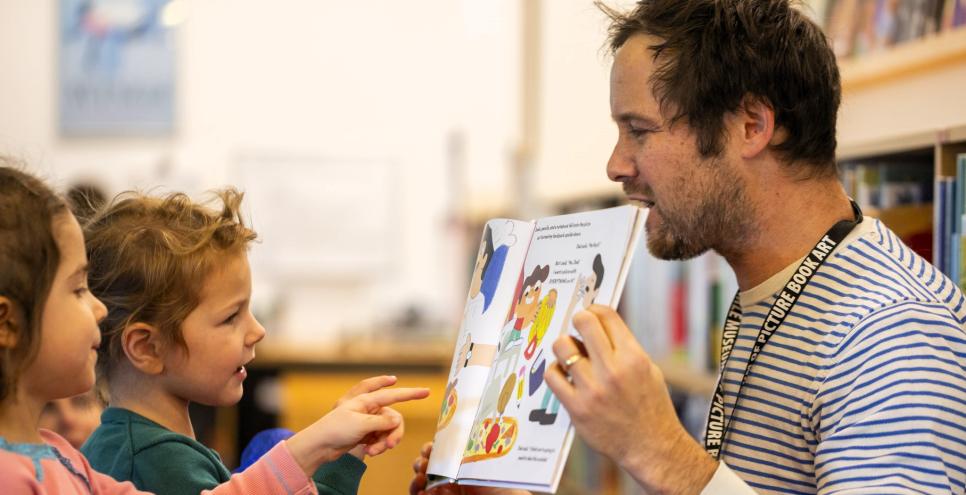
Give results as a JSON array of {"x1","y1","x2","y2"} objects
[{"x1": 703, "y1": 201, "x2": 863, "y2": 460}]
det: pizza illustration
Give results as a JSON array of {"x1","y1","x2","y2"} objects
[
  {"x1": 436, "y1": 385, "x2": 458, "y2": 431},
  {"x1": 462, "y1": 416, "x2": 518, "y2": 463}
]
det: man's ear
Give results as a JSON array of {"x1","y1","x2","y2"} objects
[
  {"x1": 0, "y1": 297, "x2": 22, "y2": 349},
  {"x1": 736, "y1": 95, "x2": 778, "y2": 160},
  {"x1": 120, "y1": 322, "x2": 166, "y2": 375}
]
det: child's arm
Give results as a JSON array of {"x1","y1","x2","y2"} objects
[{"x1": 128, "y1": 380, "x2": 427, "y2": 495}]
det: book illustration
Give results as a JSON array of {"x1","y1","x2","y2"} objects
[
  {"x1": 436, "y1": 222, "x2": 520, "y2": 434},
  {"x1": 463, "y1": 265, "x2": 554, "y2": 463},
  {"x1": 529, "y1": 253, "x2": 605, "y2": 426},
  {"x1": 463, "y1": 416, "x2": 519, "y2": 463},
  {"x1": 438, "y1": 378, "x2": 458, "y2": 430},
  {"x1": 473, "y1": 223, "x2": 515, "y2": 315}
]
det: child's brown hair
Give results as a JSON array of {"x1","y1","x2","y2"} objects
[
  {"x1": 84, "y1": 189, "x2": 257, "y2": 381},
  {"x1": 0, "y1": 161, "x2": 69, "y2": 401}
]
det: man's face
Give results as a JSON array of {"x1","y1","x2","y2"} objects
[{"x1": 606, "y1": 34, "x2": 754, "y2": 260}]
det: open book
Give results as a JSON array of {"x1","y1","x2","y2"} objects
[{"x1": 427, "y1": 205, "x2": 645, "y2": 493}]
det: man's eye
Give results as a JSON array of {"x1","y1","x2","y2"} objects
[{"x1": 629, "y1": 127, "x2": 650, "y2": 138}]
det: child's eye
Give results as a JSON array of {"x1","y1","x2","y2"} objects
[
  {"x1": 222, "y1": 312, "x2": 240, "y2": 325},
  {"x1": 74, "y1": 287, "x2": 89, "y2": 297}
]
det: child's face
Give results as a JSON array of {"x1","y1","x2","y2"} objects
[
  {"x1": 38, "y1": 391, "x2": 104, "y2": 449},
  {"x1": 162, "y1": 252, "x2": 265, "y2": 407},
  {"x1": 24, "y1": 213, "x2": 107, "y2": 402},
  {"x1": 516, "y1": 281, "x2": 542, "y2": 325}
]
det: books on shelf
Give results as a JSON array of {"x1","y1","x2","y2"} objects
[
  {"x1": 820, "y1": 0, "x2": 950, "y2": 59},
  {"x1": 427, "y1": 205, "x2": 644, "y2": 493},
  {"x1": 840, "y1": 159, "x2": 934, "y2": 259},
  {"x1": 930, "y1": 154, "x2": 966, "y2": 284},
  {"x1": 944, "y1": 0, "x2": 966, "y2": 30}
]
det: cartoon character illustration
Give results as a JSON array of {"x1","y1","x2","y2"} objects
[
  {"x1": 436, "y1": 223, "x2": 513, "y2": 433},
  {"x1": 463, "y1": 264, "x2": 551, "y2": 462},
  {"x1": 524, "y1": 287, "x2": 557, "y2": 360},
  {"x1": 471, "y1": 223, "x2": 510, "y2": 314},
  {"x1": 529, "y1": 253, "x2": 605, "y2": 426}
]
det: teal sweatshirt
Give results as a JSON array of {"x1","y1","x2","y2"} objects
[{"x1": 81, "y1": 407, "x2": 365, "y2": 495}]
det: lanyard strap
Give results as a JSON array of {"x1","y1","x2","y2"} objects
[{"x1": 703, "y1": 201, "x2": 863, "y2": 460}]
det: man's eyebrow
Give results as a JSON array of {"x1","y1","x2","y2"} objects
[{"x1": 613, "y1": 112, "x2": 660, "y2": 126}]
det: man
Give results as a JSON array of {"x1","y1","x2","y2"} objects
[{"x1": 411, "y1": 0, "x2": 966, "y2": 493}]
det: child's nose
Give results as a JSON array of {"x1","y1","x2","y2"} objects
[
  {"x1": 247, "y1": 317, "x2": 267, "y2": 346},
  {"x1": 92, "y1": 295, "x2": 108, "y2": 324}
]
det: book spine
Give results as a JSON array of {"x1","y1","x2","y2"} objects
[{"x1": 935, "y1": 177, "x2": 947, "y2": 273}]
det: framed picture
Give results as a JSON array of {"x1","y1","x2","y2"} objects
[{"x1": 59, "y1": 0, "x2": 175, "y2": 136}]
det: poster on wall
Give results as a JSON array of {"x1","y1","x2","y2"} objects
[{"x1": 59, "y1": 0, "x2": 175, "y2": 135}]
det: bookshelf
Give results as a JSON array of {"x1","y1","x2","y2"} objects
[{"x1": 839, "y1": 27, "x2": 966, "y2": 91}]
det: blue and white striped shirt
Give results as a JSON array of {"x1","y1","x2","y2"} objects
[{"x1": 715, "y1": 217, "x2": 966, "y2": 494}]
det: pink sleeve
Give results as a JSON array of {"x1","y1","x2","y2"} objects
[
  {"x1": 87, "y1": 468, "x2": 154, "y2": 494},
  {"x1": 203, "y1": 440, "x2": 317, "y2": 495},
  {"x1": 40, "y1": 430, "x2": 314, "y2": 495}
]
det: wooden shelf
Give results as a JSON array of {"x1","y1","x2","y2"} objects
[
  {"x1": 839, "y1": 28, "x2": 966, "y2": 92},
  {"x1": 838, "y1": 123, "x2": 966, "y2": 162}
]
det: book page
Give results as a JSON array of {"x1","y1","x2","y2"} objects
[
  {"x1": 456, "y1": 205, "x2": 642, "y2": 491},
  {"x1": 427, "y1": 219, "x2": 535, "y2": 481}
]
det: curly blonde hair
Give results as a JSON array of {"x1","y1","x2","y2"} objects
[{"x1": 84, "y1": 189, "x2": 257, "y2": 381}]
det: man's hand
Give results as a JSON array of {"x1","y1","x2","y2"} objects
[
  {"x1": 409, "y1": 442, "x2": 531, "y2": 495},
  {"x1": 545, "y1": 305, "x2": 718, "y2": 494}
]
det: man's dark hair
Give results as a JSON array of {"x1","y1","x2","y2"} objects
[{"x1": 599, "y1": 0, "x2": 840, "y2": 176}]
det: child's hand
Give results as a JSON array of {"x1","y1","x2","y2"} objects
[
  {"x1": 335, "y1": 375, "x2": 408, "y2": 459},
  {"x1": 287, "y1": 381, "x2": 429, "y2": 475}
]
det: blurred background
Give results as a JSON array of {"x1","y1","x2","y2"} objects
[{"x1": 4, "y1": 0, "x2": 966, "y2": 493}]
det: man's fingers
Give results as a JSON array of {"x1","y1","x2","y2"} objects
[
  {"x1": 571, "y1": 310, "x2": 615, "y2": 366},
  {"x1": 420, "y1": 441, "x2": 434, "y2": 459},
  {"x1": 586, "y1": 305, "x2": 640, "y2": 350},
  {"x1": 544, "y1": 361, "x2": 579, "y2": 412},
  {"x1": 550, "y1": 335, "x2": 593, "y2": 388},
  {"x1": 413, "y1": 455, "x2": 427, "y2": 474},
  {"x1": 409, "y1": 473, "x2": 427, "y2": 495}
]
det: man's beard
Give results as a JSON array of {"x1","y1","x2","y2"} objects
[{"x1": 630, "y1": 157, "x2": 755, "y2": 261}]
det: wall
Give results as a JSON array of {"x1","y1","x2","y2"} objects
[{"x1": 0, "y1": 0, "x2": 522, "y2": 341}]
